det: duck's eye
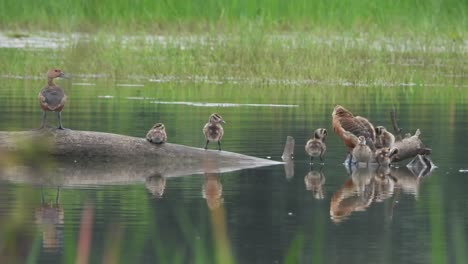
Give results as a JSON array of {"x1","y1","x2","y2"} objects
[{"x1": 54, "y1": 69, "x2": 59, "y2": 72}]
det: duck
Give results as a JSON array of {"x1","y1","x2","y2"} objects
[
  {"x1": 146, "y1": 123, "x2": 167, "y2": 144},
  {"x1": 352, "y1": 136, "x2": 374, "y2": 166},
  {"x1": 375, "y1": 126, "x2": 395, "y2": 148},
  {"x1": 38, "y1": 69, "x2": 68, "y2": 129},
  {"x1": 305, "y1": 128, "x2": 327, "y2": 164},
  {"x1": 375, "y1": 147, "x2": 399, "y2": 167},
  {"x1": 332, "y1": 105, "x2": 376, "y2": 164},
  {"x1": 203, "y1": 113, "x2": 225, "y2": 150}
]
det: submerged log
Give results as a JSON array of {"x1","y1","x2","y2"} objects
[{"x1": 0, "y1": 129, "x2": 282, "y2": 185}]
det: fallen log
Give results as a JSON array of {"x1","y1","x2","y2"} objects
[
  {"x1": 389, "y1": 107, "x2": 432, "y2": 162},
  {"x1": 0, "y1": 129, "x2": 282, "y2": 185}
]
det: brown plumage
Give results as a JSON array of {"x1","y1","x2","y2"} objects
[
  {"x1": 146, "y1": 123, "x2": 167, "y2": 144},
  {"x1": 305, "y1": 128, "x2": 327, "y2": 164},
  {"x1": 352, "y1": 136, "x2": 373, "y2": 166},
  {"x1": 203, "y1": 113, "x2": 225, "y2": 150},
  {"x1": 332, "y1": 105, "x2": 376, "y2": 152},
  {"x1": 38, "y1": 69, "x2": 68, "y2": 129},
  {"x1": 375, "y1": 147, "x2": 399, "y2": 166},
  {"x1": 375, "y1": 126, "x2": 395, "y2": 148}
]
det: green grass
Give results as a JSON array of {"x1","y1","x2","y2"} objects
[
  {"x1": 0, "y1": 31, "x2": 466, "y2": 87},
  {"x1": 0, "y1": 0, "x2": 467, "y2": 34}
]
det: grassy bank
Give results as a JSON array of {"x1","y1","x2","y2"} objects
[
  {"x1": 0, "y1": 0, "x2": 467, "y2": 35},
  {"x1": 0, "y1": 32, "x2": 466, "y2": 87}
]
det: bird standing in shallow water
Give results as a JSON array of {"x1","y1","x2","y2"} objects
[
  {"x1": 146, "y1": 123, "x2": 167, "y2": 144},
  {"x1": 38, "y1": 69, "x2": 68, "y2": 129},
  {"x1": 352, "y1": 136, "x2": 374, "y2": 166},
  {"x1": 305, "y1": 128, "x2": 327, "y2": 164},
  {"x1": 203, "y1": 113, "x2": 225, "y2": 150},
  {"x1": 332, "y1": 105, "x2": 376, "y2": 166}
]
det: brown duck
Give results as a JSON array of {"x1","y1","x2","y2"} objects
[
  {"x1": 332, "y1": 105, "x2": 376, "y2": 164},
  {"x1": 146, "y1": 123, "x2": 167, "y2": 144},
  {"x1": 305, "y1": 128, "x2": 327, "y2": 164},
  {"x1": 203, "y1": 113, "x2": 225, "y2": 150},
  {"x1": 38, "y1": 69, "x2": 67, "y2": 129}
]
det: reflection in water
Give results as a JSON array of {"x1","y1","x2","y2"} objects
[
  {"x1": 35, "y1": 187, "x2": 64, "y2": 252},
  {"x1": 203, "y1": 173, "x2": 224, "y2": 210},
  {"x1": 330, "y1": 165, "x2": 431, "y2": 223},
  {"x1": 282, "y1": 136, "x2": 295, "y2": 180},
  {"x1": 145, "y1": 174, "x2": 166, "y2": 198},
  {"x1": 330, "y1": 168, "x2": 375, "y2": 223},
  {"x1": 304, "y1": 167, "x2": 326, "y2": 199}
]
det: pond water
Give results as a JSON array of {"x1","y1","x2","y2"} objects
[{"x1": 0, "y1": 38, "x2": 468, "y2": 264}]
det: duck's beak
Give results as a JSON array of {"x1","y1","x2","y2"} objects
[
  {"x1": 59, "y1": 72, "x2": 70, "y2": 79},
  {"x1": 221, "y1": 120, "x2": 226, "y2": 124}
]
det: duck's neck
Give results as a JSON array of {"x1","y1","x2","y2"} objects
[{"x1": 47, "y1": 77, "x2": 56, "y2": 86}]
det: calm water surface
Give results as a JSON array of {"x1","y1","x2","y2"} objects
[{"x1": 1, "y1": 56, "x2": 468, "y2": 263}]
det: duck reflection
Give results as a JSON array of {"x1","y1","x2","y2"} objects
[
  {"x1": 304, "y1": 167, "x2": 326, "y2": 199},
  {"x1": 35, "y1": 187, "x2": 64, "y2": 252},
  {"x1": 203, "y1": 173, "x2": 223, "y2": 210},
  {"x1": 145, "y1": 174, "x2": 166, "y2": 198},
  {"x1": 331, "y1": 164, "x2": 432, "y2": 223},
  {"x1": 373, "y1": 166, "x2": 396, "y2": 202},
  {"x1": 330, "y1": 167, "x2": 375, "y2": 223}
]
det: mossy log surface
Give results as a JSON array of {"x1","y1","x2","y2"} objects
[{"x1": 0, "y1": 129, "x2": 281, "y2": 185}]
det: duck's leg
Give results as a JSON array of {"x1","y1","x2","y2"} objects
[
  {"x1": 57, "y1": 112, "x2": 64, "y2": 130},
  {"x1": 218, "y1": 140, "x2": 222, "y2": 151},
  {"x1": 55, "y1": 186, "x2": 60, "y2": 205},
  {"x1": 204, "y1": 140, "x2": 209, "y2": 150},
  {"x1": 40, "y1": 111, "x2": 47, "y2": 129},
  {"x1": 320, "y1": 151, "x2": 325, "y2": 165},
  {"x1": 310, "y1": 156, "x2": 314, "y2": 165}
]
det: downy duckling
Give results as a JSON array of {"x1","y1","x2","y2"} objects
[
  {"x1": 375, "y1": 147, "x2": 399, "y2": 167},
  {"x1": 352, "y1": 136, "x2": 374, "y2": 166},
  {"x1": 375, "y1": 126, "x2": 395, "y2": 148},
  {"x1": 38, "y1": 69, "x2": 68, "y2": 129},
  {"x1": 146, "y1": 123, "x2": 167, "y2": 144},
  {"x1": 305, "y1": 128, "x2": 327, "y2": 164},
  {"x1": 203, "y1": 113, "x2": 225, "y2": 150}
]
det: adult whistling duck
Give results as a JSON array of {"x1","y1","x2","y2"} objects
[
  {"x1": 332, "y1": 105, "x2": 376, "y2": 163},
  {"x1": 38, "y1": 69, "x2": 68, "y2": 129}
]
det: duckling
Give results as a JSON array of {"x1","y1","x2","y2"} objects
[
  {"x1": 146, "y1": 123, "x2": 167, "y2": 144},
  {"x1": 375, "y1": 126, "x2": 395, "y2": 148},
  {"x1": 352, "y1": 136, "x2": 374, "y2": 166},
  {"x1": 332, "y1": 105, "x2": 376, "y2": 164},
  {"x1": 38, "y1": 69, "x2": 68, "y2": 129},
  {"x1": 305, "y1": 128, "x2": 327, "y2": 164},
  {"x1": 203, "y1": 113, "x2": 225, "y2": 150},
  {"x1": 375, "y1": 147, "x2": 399, "y2": 166}
]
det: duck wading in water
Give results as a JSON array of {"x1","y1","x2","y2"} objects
[{"x1": 38, "y1": 69, "x2": 68, "y2": 129}]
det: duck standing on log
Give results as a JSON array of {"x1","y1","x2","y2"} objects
[
  {"x1": 38, "y1": 69, "x2": 68, "y2": 129},
  {"x1": 203, "y1": 113, "x2": 225, "y2": 151},
  {"x1": 146, "y1": 123, "x2": 167, "y2": 144}
]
